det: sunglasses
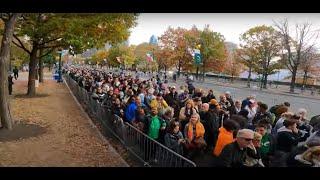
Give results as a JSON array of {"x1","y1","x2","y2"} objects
[{"x1": 242, "y1": 138, "x2": 253, "y2": 142}]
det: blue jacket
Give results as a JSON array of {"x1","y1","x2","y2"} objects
[{"x1": 125, "y1": 102, "x2": 138, "y2": 122}]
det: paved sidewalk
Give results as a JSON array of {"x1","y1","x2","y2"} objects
[{"x1": 0, "y1": 71, "x2": 128, "y2": 167}]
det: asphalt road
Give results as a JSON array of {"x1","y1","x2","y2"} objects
[{"x1": 167, "y1": 77, "x2": 319, "y2": 119}]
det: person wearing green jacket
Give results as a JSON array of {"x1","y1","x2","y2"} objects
[
  {"x1": 255, "y1": 122, "x2": 276, "y2": 167},
  {"x1": 143, "y1": 107, "x2": 166, "y2": 162},
  {"x1": 145, "y1": 108, "x2": 166, "y2": 142}
]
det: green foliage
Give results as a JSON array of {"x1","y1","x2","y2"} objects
[
  {"x1": 14, "y1": 13, "x2": 138, "y2": 57},
  {"x1": 134, "y1": 42, "x2": 157, "y2": 68},
  {"x1": 240, "y1": 25, "x2": 282, "y2": 76},
  {"x1": 63, "y1": 13, "x2": 138, "y2": 54},
  {"x1": 90, "y1": 49, "x2": 108, "y2": 65},
  {"x1": 10, "y1": 45, "x2": 29, "y2": 68},
  {"x1": 43, "y1": 53, "x2": 56, "y2": 65},
  {"x1": 108, "y1": 44, "x2": 136, "y2": 67},
  {"x1": 200, "y1": 25, "x2": 226, "y2": 60},
  {"x1": 158, "y1": 25, "x2": 226, "y2": 73}
]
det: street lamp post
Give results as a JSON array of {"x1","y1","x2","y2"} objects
[{"x1": 57, "y1": 49, "x2": 63, "y2": 83}]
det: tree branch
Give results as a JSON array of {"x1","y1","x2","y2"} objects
[
  {"x1": 12, "y1": 34, "x2": 32, "y2": 54},
  {"x1": 0, "y1": 13, "x2": 9, "y2": 21},
  {"x1": 42, "y1": 44, "x2": 63, "y2": 49},
  {"x1": 40, "y1": 37, "x2": 63, "y2": 46},
  {"x1": 39, "y1": 48, "x2": 54, "y2": 58}
]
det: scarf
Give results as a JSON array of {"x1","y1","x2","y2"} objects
[{"x1": 187, "y1": 122, "x2": 205, "y2": 141}]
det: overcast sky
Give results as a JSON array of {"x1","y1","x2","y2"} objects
[{"x1": 129, "y1": 13, "x2": 320, "y2": 46}]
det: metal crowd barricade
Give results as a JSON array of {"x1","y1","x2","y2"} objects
[
  {"x1": 63, "y1": 74, "x2": 196, "y2": 167},
  {"x1": 123, "y1": 122, "x2": 196, "y2": 167}
]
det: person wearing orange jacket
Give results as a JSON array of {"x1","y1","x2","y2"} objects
[{"x1": 213, "y1": 119, "x2": 240, "y2": 157}]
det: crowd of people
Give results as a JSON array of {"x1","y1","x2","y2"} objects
[{"x1": 66, "y1": 66, "x2": 320, "y2": 167}]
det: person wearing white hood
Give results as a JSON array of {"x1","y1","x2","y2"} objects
[
  {"x1": 145, "y1": 88, "x2": 155, "y2": 109},
  {"x1": 245, "y1": 99, "x2": 257, "y2": 127}
]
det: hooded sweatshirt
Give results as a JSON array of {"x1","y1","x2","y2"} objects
[{"x1": 276, "y1": 126, "x2": 301, "y2": 153}]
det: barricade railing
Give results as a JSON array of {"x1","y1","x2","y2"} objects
[
  {"x1": 123, "y1": 121, "x2": 196, "y2": 167},
  {"x1": 63, "y1": 74, "x2": 196, "y2": 167}
]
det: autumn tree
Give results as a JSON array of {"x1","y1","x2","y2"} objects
[
  {"x1": 122, "y1": 45, "x2": 136, "y2": 69},
  {"x1": 299, "y1": 47, "x2": 320, "y2": 87},
  {"x1": 108, "y1": 44, "x2": 136, "y2": 69},
  {"x1": 224, "y1": 42, "x2": 243, "y2": 82},
  {"x1": 158, "y1": 25, "x2": 226, "y2": 80},
  {"x1": 134, "y1": 42, "x2": 158, "y2": 71},
  {"x1": 10, "y1": 44, "x2": 29, "y2": 70},
  {"x1": 198, "y1": 25, "x2": 226, "y2": 81},
  {"x1": 240, "y1": 25, "x2": 282, "y2": 89},
  {"x1": 91, "y1": 49, "x2": 108, "y2": 67},
  {"x1": 154, "y1": 46, "x2": 175, "y2": 73},
  {"x1": 236, "y1": 47, "x2": 260, "y2": 88},
  {"x1": 13, "y1": 13, "x2": 138, "y2": 96},
  {"x1": 159, "y1": 27, "x2": 192, "y2": 77},
  {"x1": 0, "y1": 13, "x2": 21, "y2": 130},
  {"x1": 274, "y1": 19, "x2": 318, "y2": 93},
  {"x1": 13, "y1": 14, "x2": 69, "y2": 95}
]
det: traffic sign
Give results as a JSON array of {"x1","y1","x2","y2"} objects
[{"x1": 194, "y1": 49, "x2": 201, "y2": 65}]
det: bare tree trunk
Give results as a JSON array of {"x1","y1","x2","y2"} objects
[
  {"x1": 263, "y1": 73, "x2": 268, "y2": 89},
  {"x1": 247, "y1": 66, "x2": 252, "y2": 88},
  {"x1": 260, "y1": 74, "x2": 264, "y2": 90},
  {"x1": 302, "y1": 70, "x2": 308, "y2": 87},
  {"x1": 290, "y1": 67, "x2": 298, "y2": 93},
  {"x1": 0, "y1": 13, "x2": 20, "y2": 130},
  {"x1": 231, "y1": 73, "x2": 234, "y2": 83},
  {"x1": 38, "y1": 49, "x2": 44, "y2": 83},
  {"x1": 27, "y1": 46, "x2": 38, "y2": 96},
  {"x1": 177, "y1": 60, "x2": 181, "y2": 78}
]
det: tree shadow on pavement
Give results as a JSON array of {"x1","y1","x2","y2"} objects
[
  {"x1": 0, "y1": 121, "x2": 47, "y2": 142},
  {"x1": 14, "y1": 93, "x2": 50, "y2": 99}
]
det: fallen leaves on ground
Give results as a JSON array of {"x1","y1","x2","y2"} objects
[{"x1": 0, "y1": 71, "x2": 128, "y2": 167}]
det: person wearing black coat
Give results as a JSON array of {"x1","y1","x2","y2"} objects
[
  {"x1": 164, "y1": 87, "x2": 178, "y2": 107},
  {"x1": 217, "y1": 129, "x2": 254, "y2": 167},
  {"x1": 187, "y1": 82, "x2": 195, "y2": 95},
  {"x1": 13, "y1": 66, "x2": 19, "y2": 80},
  {"x1": 252, "y1": 103, "x2": 273, "y2": 126},
  {"x1": 202, "y1": 89, "x2": 216, "y2": 104},
  {"x1": 271, "y1": 117, "x2": 304, "y2": 167},
  {"x1": 276, "y1": 118, "x2": 304, "y2": 153},
  {"x1": 111, "y1": 98, "x2": 125, "y2": 119},
  {"x1": 200, "y1": 103, "x2": 220, "y2": 151}
]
